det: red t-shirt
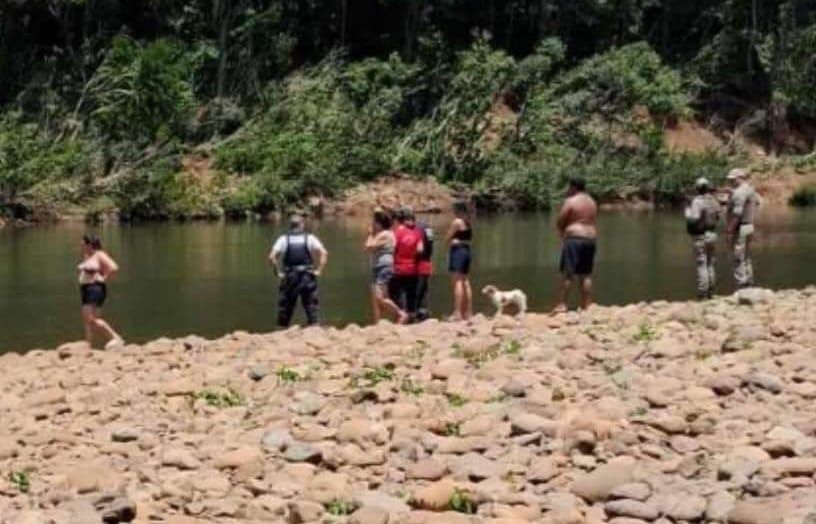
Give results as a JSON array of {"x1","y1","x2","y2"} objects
[
  {"x1": 418, "y1": 259, "x2": 432, "y2": 276},
  {"x1": 393, "y1": 224, "x2": 422, "y2": 276}
]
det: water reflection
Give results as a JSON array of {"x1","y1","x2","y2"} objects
[{"x1": 1, "y1": 209, "x2": 815, "y2": 352}]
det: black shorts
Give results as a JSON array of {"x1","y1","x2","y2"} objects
[
  {"x1": 448, "y1": 244, "x2": 472, "y2": 275},
  {"x1": 560, "y1": 237, "x2": 596, "y2": 277},
  {"x1": 80, "y1": 283, "x2": 107, "y2": 307}
]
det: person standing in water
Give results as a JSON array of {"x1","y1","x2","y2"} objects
[
  {"x1": 726, "y1": 168, "x2": 760, "y2": 288},
  {"x1": 447, "y1": 201, "x2": 473, "y2": 321},
  {"x1": 78, "y1": 234, "x2": 124, "y2": 349},
  {"x1": 415, "y1": 218, "x2": 435, "y2": 321},
  {"x1": 270, "y1": 214, "x2": 328, "y2": 328},
  {"x1": 365, "y1": 210, "x2": 409, "y2": 324},
  {"x1": 390, "y1": 208, "x2": 424, "y2": 321},
  {"x1": 685, "y1": 177, "x2": 721, "y2": 299},
  {"x1": 553, "y1": 177, "x2": 598, "y2": 311}
]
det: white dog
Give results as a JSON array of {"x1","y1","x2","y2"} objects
[{"x1": 482, "y1": 285, "x2": 527, "y2": 317}]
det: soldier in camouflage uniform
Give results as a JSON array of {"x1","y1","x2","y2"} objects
[
  {"x1": 685, "y1": 177, "x2": 721, "y2": 299},
  {"x1": 726, "y1": 168, "x2": 760, "y2": 288}
]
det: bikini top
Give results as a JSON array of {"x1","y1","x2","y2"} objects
[
  {"x1": 453, "y1": 221, "x2": 472, "y2": 242},
  {"x1": 78, "y1": 257, "x2": 103, "y2": 284}
]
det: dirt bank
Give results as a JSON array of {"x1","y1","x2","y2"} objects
[
  {"x1": 324, "y1": 174, "x2": 459, "y2": 217},
  {"x1": 1, "y1": 288, "x2": 816, "y2": 523}
]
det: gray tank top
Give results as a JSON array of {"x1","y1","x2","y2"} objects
[{"x1": 373, "y1": 234, "x2": 395, "y2": 268}]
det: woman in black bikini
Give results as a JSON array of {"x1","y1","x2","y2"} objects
[
  {"x1": 78, "y1": 234, "x2": 124, "y2": 349},
  {"x1": 447, "y1": 201, "x2": 473, "y2": 320}
]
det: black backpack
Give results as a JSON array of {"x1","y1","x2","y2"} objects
[{"x1": 418, "y1": 222, "x2": 434, "y2": 261}]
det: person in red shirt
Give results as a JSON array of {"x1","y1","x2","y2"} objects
[{"x1": 389, "y1": 208, "x2": 424, "y2": 320}]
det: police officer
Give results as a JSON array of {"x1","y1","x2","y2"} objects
[
  {"x1": 685, "y1": 177, "x2": 721, "y2": 299},
  {"x1": 726, "y1": 168, "x2": 760, "y2": 289},
  {"x1": 269, "y1": 214, "x2": 328, "y2": 327}
]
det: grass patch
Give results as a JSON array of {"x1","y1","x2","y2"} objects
[
  {"x1": 632, "y1": 321, "x2": 658, "y2": 343},
  {"x1": 350, "y1": 366, "x2": 395, "y2": 389},
  {"x1": 192, "y1": 388, "x2": 244, "y2": 408},
  {"x1": 8, "y1": 470, "x2": 30, "y2": 493},
  {"x1": 449, "y1": 488, "x2": 477, "y2": 514},
  {"x1": 276, "y1": 366, "x2": 302, "y2": 384},
  {"x1": 454, "y1": 338, "x2": 523, "y2": 367},
  {"x1": 444, "y1": 421, "x2": 461, "y2": 436},
  {"x1": 446, "y1": 393, "x2": 468, "y2": 407},
  {"x1": 325, "y1": 499, "x2": 355, "y2": 516},
  {"x1": 789, "y1": 185, "x2": 816, "y2": 207},
  {"x1": 400, "y1": 378, "x2": 425, "y2": 396},
  {"x1": 501, "y1": 339, "x2": 523, "y2": 356},
  {"x1": 551, "y1": 387, "x2": 566, "y2": 401}
]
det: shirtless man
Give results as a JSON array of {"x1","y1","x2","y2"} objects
[{"x1": 553, "y1": 177, "x2": 598, "y2": 311}]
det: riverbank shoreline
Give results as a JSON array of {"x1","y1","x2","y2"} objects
[
  {"x1": 3, "y1": 166, "x2": 814, "y2": 230},
  {"x1": 1, "y1": 287, "x2": 815, "y2": 523}
]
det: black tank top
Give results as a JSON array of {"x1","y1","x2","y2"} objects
[{"x1": 453, "y1": 221, "x2": 472, "y2": 242}]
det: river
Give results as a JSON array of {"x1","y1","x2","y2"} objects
[{"x1": 2, "y1": 209, "x2": 816, "y2": 352}]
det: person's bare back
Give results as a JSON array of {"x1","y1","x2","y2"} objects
[{"x1": 558, "y1": 192, "x2": 598, "y2": 239}]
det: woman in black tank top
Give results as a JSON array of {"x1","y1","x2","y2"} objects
[{"x1": 447, "y1": 201, "x2": 473, "y2": 320}]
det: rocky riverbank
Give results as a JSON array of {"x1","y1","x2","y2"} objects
[{"x1": 2, "y1": 288, "x2": 816, "y2": 524}]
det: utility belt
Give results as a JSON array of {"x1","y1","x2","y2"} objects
[
  {"x1": 283, "y1": 265, "x2": 314, "y2": 275},
  {"x1": 687, "y1": 223, "x2": 716, "y2": 236}
]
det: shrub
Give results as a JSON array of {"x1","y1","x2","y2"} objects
[
  {"x1": 790, "y1": 185, "x2": 816, "y2": 207},
  {"x1": 0, "y1": 112, "x2": 92, "y2": 213},
  {"x1": 111, "y1": 154, "x2": 219, "y2": 220},
  {"x1": 215, "y1": 56, "x2": 398, "y2": 213},
  {"x1": 87, "y1": 36, "x2": 196, "y2": 143}
]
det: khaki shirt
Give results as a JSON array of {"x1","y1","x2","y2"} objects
[{"x1": 728, "y1": 182, "x2": 759, "y2": 225}]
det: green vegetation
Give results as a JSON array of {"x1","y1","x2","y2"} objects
[
  {"x1": 449, "y1": 488, "x2": 477, "y2": 514},
  {"x1": 325, "y1": 500, "x2": 355, "y2": 516},
  {"x1": 446, "y1": 393, "x2": 468, "y2": 407},
  {"x1": 350, "y1": 366, "x2": 396, "y2": 389},
  {"x1": 2, "y1": 2, "x2": 816, "y2": 221},
  {"x1": 276, "y1": 366, "x2": 302, "y2": 384},
  {"x1": 633, "y1": 321, "x2": 659, "y2": 343},
  {"x1": 192, "y1": 388, "x2": 245, "y2": 408},
  {"x1": 400, "y1": 378, "x2": 425, "y2": 396},
  {"x1": 789, "y1": 186, "x2": 816, "y2": 207},
  {"x1": 8, "y1": 470, "x2": 31, "y2": 493},
  {"x1": 444, "y1": 421, "x2": 461, "y2": 437}
]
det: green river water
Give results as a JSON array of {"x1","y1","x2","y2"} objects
[{"x1": 2, "y1": 209, "x2": 816, "y2": 352}]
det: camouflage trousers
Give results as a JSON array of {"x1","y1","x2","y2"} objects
[
  {"x1": 693, "y1": 231, "x2": 717, "y2": 299},
  {"x1": 733, "y1": 224, "x2": 755, "y2": 289}
]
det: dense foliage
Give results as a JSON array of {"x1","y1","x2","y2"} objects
[{"x1": 1, "y1": 0, "x2": 815, "y2": 219}]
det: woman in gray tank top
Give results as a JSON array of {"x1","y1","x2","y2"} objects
[{"x1": 365, "y1": 210, "x2": 409, "y2": 324}]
